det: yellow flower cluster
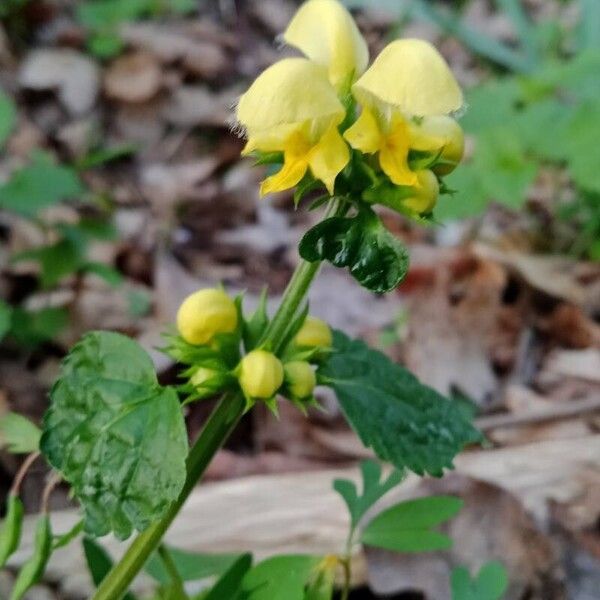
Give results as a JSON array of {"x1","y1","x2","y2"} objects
[
  {"x1": 235, "y1": 0, "x2": 464, "y2": 216},
  {"x1": 176, "y1": 288, "x2": 332, "y2": 405}
]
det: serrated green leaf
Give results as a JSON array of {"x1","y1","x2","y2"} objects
[
  {"x1": 0, "y1": 90, "x2": 16, "y2": 148},
  {"x1": 41, "y1": 332, "x2": 188, "y2": 539},
  {"x1": 361, "y1": 495, "x2": 463, "y2": 553},
  {"x1": 0, "y1": 412, "x2": 41, "y2": 454},
  {"x1": 0, "y1": 153, "x2": 82, "y2": 217},
  {"x1": 241, "y1": 555, "x2": 321, "y2": 600},
  {"x1": 320, "y1": 331, "x2": 481, "y2": 476},
  {"x1": 146, "y1": 547, "x2": 241, "y2": 584},
  {"x1": 202, "y1": 553, "x2": 252, "y2": 600},
  {"x1": 299, "y1": 208, "x2": 409, "y2": 293},
  {"x1": 451, "y1": 561, "x2": 508, "y2": 600}
]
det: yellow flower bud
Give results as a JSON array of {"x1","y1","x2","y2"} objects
[
  {"x1": 284, "y1": 361, "x2": 317, "y2": 399},
  {"x1": 409, "y1": 116, "x2": 464, "y2": 175},
  {"x1": 403, "y1": 169, "x2": 439, "y2": 215},
  {"x1": 176, "y1": 288, "x2": 238, "y2": 345},
  {"x1": 190, "y1": 367, "x2": 219, "y2": 389},
  {"x1": 295, "y1": 316, "x2": 333, "y2": 349},
  {"x1": 238, "y1": 350, "x2": 284, "y2": 399}
]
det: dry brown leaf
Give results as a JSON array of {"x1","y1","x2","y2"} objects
[{"x1": 104, "y1": 51, "x2": 162, "y2": 103}]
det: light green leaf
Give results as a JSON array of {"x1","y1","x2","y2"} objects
[
  {"x1": 241, "y1": 555, "x2": 321, "y2": 600},
  {"x1": 41, "y1": 332, "x2": 188, "y2": 539},
  {"x1": 0, "y1": 412, "x2": 41, "y2": 454},
  {"x1": 146, "y1": 547, "x2": 241, "y2": 584},
  {"x1": 451, "y1": 561, "x2": 508, "y2": 600},
  {"x1": 0, "y1": 153, "x2": 82, "y2": 217},
  {"x1": 299, "y1": 208, "x2": 409, "y2": 293},
  {"x1": 361, "y1": 495, "x2": 463, "y2": 553},
  {"x1": 320, "y1": 331, "x2": 481, "y2": 476}
]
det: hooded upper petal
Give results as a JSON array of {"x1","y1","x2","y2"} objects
[
  {"x1": 283, "y1": 0, "x2": 369, "y2": 88},
  {"x1": 236, "y1": 58, "x2": 345, "y2": 135},
  {"x1": 353, "y1": 39, "x2": 463, "y2": 116}
]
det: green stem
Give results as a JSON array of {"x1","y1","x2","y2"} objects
[
  {"x1": 157, "y1": 544, "x2": 187, "y2": 599},
  {"x1": 91, "y1": 201, "x2": 340, "y2": 600}
]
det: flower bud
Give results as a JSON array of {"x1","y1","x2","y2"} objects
[
  {"x1": 295, "y1": 316, "x2": 332, "y2": 349},
  {"x1": 284, "y1": 361, "x2": 317, "y2": 399},
  {"x1": 403, "y1": 169, "x2": 439, "y2": 215},
  {"x1": 190, "y1": 367, "x2": 219, "y2": 389},
  {"x1": 238, "y1": 350, "x2": 284, "y2": 399},
  {"x1": 176, "y1": 288, "x2": 238, "y2": 345},
  {"x1": 410, "y1": 115, "x2": 464, "y2": 175}
]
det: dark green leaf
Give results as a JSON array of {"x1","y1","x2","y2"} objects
[
  {"x1": 83, "y1": 537, "x2": 138, "y2": 600},
  {"x1": 0, "y1": 300, "x2": 12, "y2": 342},
  {"x1": 0, "y1": 494, "x2": 24, "y2": 568},
  {"x1": 299, "y1": 208, "x2": 409, "y2": 293},
  {"x1": 41, "y1": 332, "x2": 188, "y2": 539},
  {"x1": 146, "y1": 547, "x2": 241, "y2": 584},
  {"x1": 361, "y1": 495, "x2": 463, "y2": 553},
  {"x1": 0, "y1": 153, "x2": 82, "y2": 217},
  {"x1": 9, "y1": 307, "x2": 69, "y2": 347},
  {"x1": 202, "y1": 553, "x2": 252, "y2": 600},
  {"x1": 241, "y1": 555, "x2": 321, "y2": 600},
  {"x1": 0, "y1": 412, "x2": 41, "y2": 454},
  {"x1": 0, "y1": 90, "x2": 16, "y2": 148},
  {"x1": 13, "y1": 238, "x2": 84, "y2": 288},
  {"x1": 321, "y1": 331, "x2": 481, "y2": 476},
  {"x1": 10, "y1": 515, "x2": 52, "y2": 600}
]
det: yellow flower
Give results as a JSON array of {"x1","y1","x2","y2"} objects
[
  {"x1": 402, "y1": 170, "x2": 439, "y2": 215},
  {"x1": 176, "y1": 288, "x2": 238, "y2": 345},
  {"x1": 295, "y1": 316, "x2": 333, "y2": 349},
  {"x1": 236, "y1": 0, "x2": 369, "y2": 196},
  {"x1": 284, "y1": 361, "x2": 317, "y2": 399},
  {"x1": 283, "y1": 0, "x2": 369, "y2": 89},
  {"x1": 238, "y1": 350, "x2": 284, "y2": 399},
  {"x1": 409, "y1": 116, "x2": 464, "y2": 175},
  {"x1": 345, "y1": 39, "x2": 463, "y2": 188}
]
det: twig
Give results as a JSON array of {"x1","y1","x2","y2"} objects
[
  {"x1": 475, "y1": 396, "x2": 600, "y2": 431},
  {"x1": 10, "y1": 451, "x2": 40, "y2": 496},
  {"x1": 41, "y1": 472, "x2": 62, "y2": 514}
]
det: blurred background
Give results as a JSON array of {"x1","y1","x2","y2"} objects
[{"x1": 0, "y1": 0, "x2": 599, "y2": 598}]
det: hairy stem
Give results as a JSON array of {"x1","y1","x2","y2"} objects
[{"x1": 91, "y1": 200, "x2": 343, "y2": 600}]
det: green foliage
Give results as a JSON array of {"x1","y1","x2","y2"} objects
[
  {"x1": 321, "y1": 331, "x2": 481, "y2": 477},
  {"x1": 242, "y1": 289, "x2": 269, "y2": 352},
  {"x1": 240, "y1": 555, "x2": 321, "y2": 600},
  {"x1": 83, "y1": 537, "x2": 138, "y2": 600},
  {"x1": 334, "y1": 460, "x2": 403, "y2": 530},
  {"x1": 0, "y1": 152, "x2": 82, "y2": 217},
  {"x1": 451, "y1": 561, "x2": 509, "y2": 600},
  {"x1": 361, "y1": 495, "x2": 463, "y2": 553},
  {"x1": 146, "y1": 546, "x2": 241, "y2": 585},
  {"x1": 0, "y1": 412, "x2": 41, "y2": 454},
  {"x1": 78, "y1": 0, "x2": 196, "y2": 58},
  {"x1": 0, "y1": 300, "x2": 12, "y2": 342},
  {"x1": 0, "y1": 90, "x2": 16, "y2": 148},
  {"x1": 0, "y1": 494, "x2": 24, "y2": 568},
  {"x1": 10, "y1": 515, "x2": 52, "y2": 600},
  {"x1": 436, "y1": 50, "x2": 600, "y2": 231},
  {"x1": 201, "y1": 554, "x2": 252, "y2": 600},
  {"x1": 9, "y1": 307, "x2": 69, "y2": 347},
  {"x1": 299, "y1": 207, "x2": 409, "y2": 293},
  {"x1": 40, "y1": 332, "x2": 188, "y2": 539}
]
